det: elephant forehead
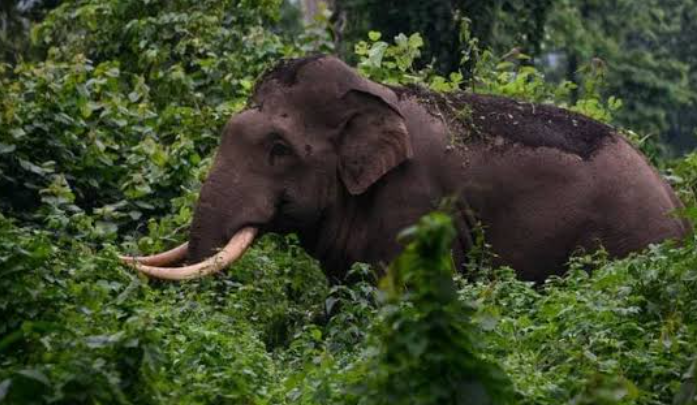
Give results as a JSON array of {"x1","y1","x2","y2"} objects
[
  {"x1": 260, "y1": 87, "x2": 350, "y2": 130},
  {"x1": 255, "y1": 55, "x2": 359, "y2": 96},
  {"x1": 252, "y1": 56, "x2": 365, "y2": 129}
]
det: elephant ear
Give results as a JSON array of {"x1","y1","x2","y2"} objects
[{"x1": 337, "y1": 89, "x2": 413, "y2": 195}]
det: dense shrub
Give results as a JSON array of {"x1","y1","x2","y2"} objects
[
  {"x1": 359, "y1": 213, "x2": 514, "y2": 405},
  {"x1": 0, "y1": 0, "x2": 297, "y2": 242}
]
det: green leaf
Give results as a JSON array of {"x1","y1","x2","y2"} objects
[
  {"x1": 18, "y1": 159, "x2": 49, "y2": 176},
  {"x1": 368, "y1": 31, "x2": 382, "y2": 41},
  {"x1": 17, "y1": 370, "x2": 49, "y2": 386},
  {"x1": 408, "y1": 33, "x2": 424, "y2": 49},
  {"x1": 0, "y1": 143, "x2": 16, "y2": 154},
  {"x1": 9, "y1": 128, "x2": 26, "y2": 139}
]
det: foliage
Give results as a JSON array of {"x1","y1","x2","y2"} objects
[
  {"x1": 354, "y1": 30, "x2": 621, "y2": 125},
  {"x1": 0, "y1": 212, "x2": 327, "y2": 404},
  {"x1": 353, "y1": 31, "x2": 460, "y2": 91},
  {"x1": 335, "y1": 0, "x2": 697, "y2": 154},
  {"x1": 336, "y1": 0, "x2": 554, "y2": 75},
  {"x1": 541, "y1": 0, "x2": 697, "y2": 154},
  {"x1": 1, "y1": 3, "x2": 697, "y2": 405},
  {"x1": 0, "y1": 0, "x2": 61, "y2": 65},
  {"x1": 357, "y1": 213, "x2": 514, "y2": 405},
  {"x1": 460, "y1": 240, "x2": 697, "y2": 405},
  {"x1": 1, "y1": 0, "x2": 298, "y2": 240}
]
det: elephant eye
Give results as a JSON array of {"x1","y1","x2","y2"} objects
[{"x1": 268, "y1": 140, "x2": 293, "y2": 166}]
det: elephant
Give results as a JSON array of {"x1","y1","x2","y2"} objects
[{"x1": 121, "y1": 55, "x2": 691, "y2": 284}]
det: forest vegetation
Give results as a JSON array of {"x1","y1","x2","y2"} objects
[{"x1": 1, "y1": 1, "x2": 696, "y2": 404}]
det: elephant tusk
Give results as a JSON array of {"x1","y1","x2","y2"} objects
[
  {"x1": 120, "y1": 227, "x2": 257, "y2": 280},
  {"x1": 119, "y1": 242, "x2": 189, "y2": 267}
]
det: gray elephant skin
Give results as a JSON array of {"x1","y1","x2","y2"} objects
[{"x1": 130, "y1": 55, "x2": 692, "y2": 284}]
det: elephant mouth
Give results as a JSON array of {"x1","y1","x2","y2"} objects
[{"x1": 119, "y1": 227, "x2": 258, "y2": 280}]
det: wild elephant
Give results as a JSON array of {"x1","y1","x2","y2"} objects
[{"x1": 120, "y1": 55, "x2": 691, "y2": 283}]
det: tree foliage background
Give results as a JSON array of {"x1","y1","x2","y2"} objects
[
  {"x1": 5, "y1": 0, "x2": 697, "y2": 151},
  {"x1": 333, "y1": 0, "x2": 697, "y2": 153},
  {"x1": 1, "y1": 0, "x2": 697, "y2": 404}
]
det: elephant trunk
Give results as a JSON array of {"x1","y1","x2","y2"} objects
[
  {"x1": 119, "y1": 179, "x2": 259, "y2": 280},
  {"x1": 187, "y1": 193, "x2": 233, "y2": 264}
]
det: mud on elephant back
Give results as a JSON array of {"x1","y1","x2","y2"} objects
[{"x1": 120, "y1": 55, "x2": 691, "y2": 284}]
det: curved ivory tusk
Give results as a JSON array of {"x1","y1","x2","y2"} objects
[
  {"x1": 121, "y1": 227, "x2": 257, "y2": 280},
  {"x1": 119, "y1": 242, "x2": 189, "y2": 266}
]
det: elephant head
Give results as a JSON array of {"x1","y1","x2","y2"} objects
[{"x1": 120, "y1": 55, "x2": 413, "y2": 279}]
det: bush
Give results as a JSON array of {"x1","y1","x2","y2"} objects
[
  {"x1": 0, "y1": 0, "x2": 298, "y2": 242},
  {"x1": 358, "y1": 213, "x2": 514, "y2": 405}
]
